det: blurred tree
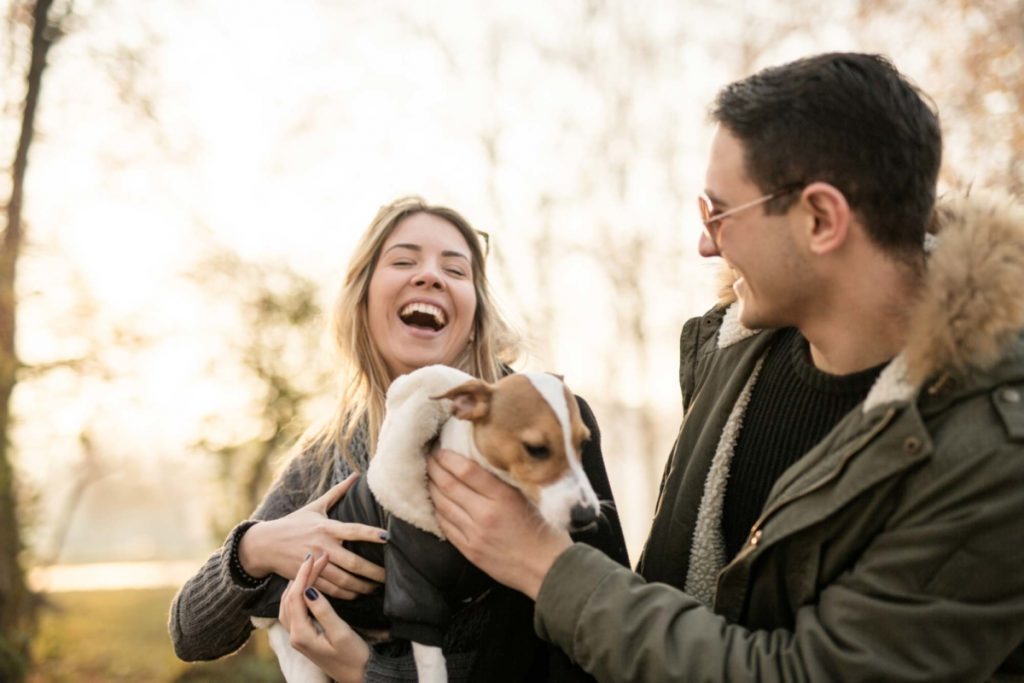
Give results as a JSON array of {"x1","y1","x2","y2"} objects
[
  {"x1": 155, "y1": 243, "x2": 330, "y2": 678},
  {"x1": 855, "y1": 0, "x2": 1024, "y2": 194},
  {"x1": 189, "y1": 247, "x2": 332, "y2": 541},
  {"x1": 0, "y1": 0, "x2": 70, "y2": 678},
  {"x1": 36, "y1": 431, "x2": 108, "y2": 566}
]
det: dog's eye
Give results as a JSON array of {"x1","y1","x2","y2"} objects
[{"x1": 523, "y1": 443, "x2": 550, "y2": 460}]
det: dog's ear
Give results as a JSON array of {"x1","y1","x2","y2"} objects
[{"x1": 432, "y1": 380, "x2": 493, "y2": 420}]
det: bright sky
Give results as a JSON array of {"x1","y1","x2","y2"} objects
[{"x1": 4, "y1": 0, "x2": 996, "y2": 567}]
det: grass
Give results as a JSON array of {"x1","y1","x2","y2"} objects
[{"x1": 27, "y1": 587, "x2": 284, "y2": 683}]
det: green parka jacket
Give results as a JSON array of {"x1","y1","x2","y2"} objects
[{"x1": 533, "y1": 192, "x2": 1024, "y2": 682}]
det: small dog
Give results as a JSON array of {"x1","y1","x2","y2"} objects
[{"x1": 250, "y1": 364, "x2": 601, "y2": 683}]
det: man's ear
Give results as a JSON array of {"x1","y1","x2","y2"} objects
[
  {"x1": 799, "y1": 182, "x2": 850, "y2": 256},
  {"x1": 432, "y1": 380, "x2": 493, "y2": 421}
]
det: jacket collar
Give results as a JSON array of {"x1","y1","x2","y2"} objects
[{"x1": 712, "y1": 191, "x2": 1024, "y2": 411}]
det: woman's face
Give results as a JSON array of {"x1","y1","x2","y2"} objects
[{"x1": 367, "y1": 212, "x2": 478, "y2": 380}]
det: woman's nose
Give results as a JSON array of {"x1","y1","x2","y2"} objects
[{"x1": 413, "y1": 264, "x2": 445, "y2": 289}]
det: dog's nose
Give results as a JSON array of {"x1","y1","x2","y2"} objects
[{"x1": 569, "y1": 503, "x2": 598, "y2": 531}]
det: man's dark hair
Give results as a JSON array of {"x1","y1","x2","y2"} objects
[{"x1": 711, "y1": 52, "x2": 942, "y2": 258}]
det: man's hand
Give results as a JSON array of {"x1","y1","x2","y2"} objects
[
  {"x1": 426, "y1": 448, "x2": 572, "y2": 599},
  {"x1": 278, "y1": 553, "x2": 370, "y2": 683}
]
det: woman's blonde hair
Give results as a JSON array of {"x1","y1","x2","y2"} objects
[{"x1": 303, "y1": 196, "x2": 520, "y2": 490}]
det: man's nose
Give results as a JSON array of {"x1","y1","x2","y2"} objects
[{"x1": 698, "y1": 229, "x2": 720, "y2": 258}]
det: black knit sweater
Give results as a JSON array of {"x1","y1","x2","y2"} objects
[{"x1": 722, "y1": 327, "x2": 886, "y2": 559}]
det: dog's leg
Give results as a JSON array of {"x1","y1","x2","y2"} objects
[
  {"x1": 257, "y1": 618, "x2": 331, "y2": 683},
  {"x1": 411, "y1": 642, "x2": 448, "y2": 683}
]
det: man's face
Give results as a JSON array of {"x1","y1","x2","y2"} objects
[{"x1": 701, "y1": 127, "x2": 810, "y2": 330}]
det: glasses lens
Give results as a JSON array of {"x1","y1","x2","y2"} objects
[{"x1": 698, "y1": 195, "x2": 714, "y2": 226}]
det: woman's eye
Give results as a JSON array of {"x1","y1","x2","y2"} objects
[{"x1": 445, "y1": 267, "x2": 467, "y2": 277}]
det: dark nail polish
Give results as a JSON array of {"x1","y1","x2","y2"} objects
[
  {"x1": 379, "y1": 531, "x2": 390, "y2": 541},
  {"x1": 304, "y1": 587, "x2": 319, "y2": 600},
  {"x1": 303, "y1": 552, "x2": 312, "y2": 562}
]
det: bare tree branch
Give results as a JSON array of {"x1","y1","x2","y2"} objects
[{"x1": 0, "y1": 0, "x2": 60, "y2": 675}]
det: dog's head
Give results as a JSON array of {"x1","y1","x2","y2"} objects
[{"x1": 433, "y1": 373, "x2": 601, "y2": 532}]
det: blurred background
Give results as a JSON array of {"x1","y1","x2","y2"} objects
[{"x1": 1, "y1": 0, "x2": 1020, "y2": 680}]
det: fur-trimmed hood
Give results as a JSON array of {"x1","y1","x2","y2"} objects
[{"x1": 714, "y1": 191, "x2": 1024, "y2": 410}]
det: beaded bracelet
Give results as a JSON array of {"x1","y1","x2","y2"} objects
[{"x1": 228, "y1": 520, "x2": 267, "y2": 589}]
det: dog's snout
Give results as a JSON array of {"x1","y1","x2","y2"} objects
[{"x1": 569, "y1": 503, "x2": 598, "y2": 531}]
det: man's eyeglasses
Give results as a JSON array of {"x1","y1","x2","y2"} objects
[{"x1": 698, "y1": 185, "x2": 802, "y2": 247}]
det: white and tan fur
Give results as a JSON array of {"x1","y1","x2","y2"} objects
[{"x1": 262, "y1": 364, "x2": 601, "y2": 683}]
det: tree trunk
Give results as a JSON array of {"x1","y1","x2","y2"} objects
[{"x1": 0, "y1": 0, "x2": 57, "y2": 678}]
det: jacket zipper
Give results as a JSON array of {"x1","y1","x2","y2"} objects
[{"x1": 728, "y1": 406, "x2": 899, "y2": 565}]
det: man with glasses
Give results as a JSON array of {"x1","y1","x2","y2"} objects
[{"x1": 428, "y1": 52, "x2": 1024, "y2": 681}]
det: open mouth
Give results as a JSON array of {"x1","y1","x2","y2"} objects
[{"x1": 399, "y1": 302, "x2": 447, "y2": 331}]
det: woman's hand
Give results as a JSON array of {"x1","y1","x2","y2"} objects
[
  {"x1": 238, "y1": 473, "x2": 387, "y2": 599},
  {"x1": 279, "y1": 553, "x2": 370, "y2": 683},
  {"x1": 426, "y1": 449, "x2": 572, "y2": 599}
]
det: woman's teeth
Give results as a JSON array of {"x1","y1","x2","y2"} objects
[{"x1": 399, "y1": 302, "x2": 446, "y2": 330}]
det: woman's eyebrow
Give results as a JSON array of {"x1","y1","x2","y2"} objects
[{"x1": 383, "y1": 243, "x2": 421, "y2": 255}]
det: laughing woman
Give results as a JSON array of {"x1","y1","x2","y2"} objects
[{"x1": 168, "y1": 196, "x2": 629, "y2": 682}]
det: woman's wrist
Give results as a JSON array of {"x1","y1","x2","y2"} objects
[
  {"x1": 331, "y1": 632, "x2": 370, "y2": 683},
  {"x1": 235, "y1": 520, "x2": 270, "y2": 580}
]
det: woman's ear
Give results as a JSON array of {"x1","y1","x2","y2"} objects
[{"x1": 799, "y1": 182, "x2": 851, "y2": 256}]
